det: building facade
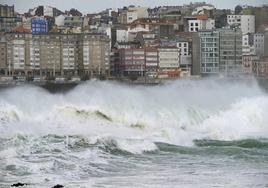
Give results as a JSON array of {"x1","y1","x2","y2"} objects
[
  {"x1": 83, "y1": 34, "x2": 110, "y2": 77},
  {"x1": 227, "y1": 15, "x2": 255, "y2": 34},
  {"x1": 31, "y1": 17, "x2": 48, "y2": 34},
  {"x1": 198, "y1": 29, "x2": 242, "y2": 76},
  {"x1": 0, "y1": 4, "x2": 14, "y2": 17},
  {"x1": 199, "y1": 30, "x2": 219, "y2": 74},
  {"x1": 219, "y1": 29, "x2": 243, "y2": 76},
  {"x1": 1, "y1": 33, "x2": 110, "y2": 78}
]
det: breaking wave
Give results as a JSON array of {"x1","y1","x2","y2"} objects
[{"x1": 0, "y1": 79, "x2": 268, "y2": 154}]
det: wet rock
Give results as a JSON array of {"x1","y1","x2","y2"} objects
[
  {"x1": 11, "y1": 182, "x2": 28, "y2": 187},
  {"x1": 52, "y1": 184, "x2": 64, "y2": 188}
]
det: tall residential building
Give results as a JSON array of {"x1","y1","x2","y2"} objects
[
  {"x1": 191, "y1": 32, "x2": 201, "y2": 76},
  {"x1": 227, "y1": 15, "x2": 255, "y2": 34},
  {"x1": 157, "y1": 46, "x2": 180, "y2": 72},
  {"x1": 145, "y1": 47, "x2": 158, "y2": 77},
  {"x1": 119, "y1": 48, "x2": 146, "y2": 76},
  {"x1": 29, "y1": 34, "x2": 61, "y2": 77},
  {"x1": 198, "y1": 29, "x2": 242, "y2": 76},
  {"x1": 61, "y1": 34, "x2": 81, "y2": 75},
  {"x1": 0, "y1": 4, "x2": 14, "y2": 17},
  {"x1": 0, "y1": 4, "x2": 21, "y2": 33},
  {"x1": 82, "y1": 34, "x2": 110, "y2": 77},
  {"x1": 175, "y1": 38, "x2": 192, "y2": 74},
  {"x1": 2, "y1": 33, "x2": 110, "y2": 78},
  {"x1": 265, "y1": 31, "x2": 268, "y2": 56},
  {"x1": 0, "y1": 36, "x2": 7, "y2": 73},
  {"x1": 6, "y1": 33, "x2": 32, "y2": 75},
  {"x1": 219, "y1": 29, "x2": 242, "y2": 76},
  {"x1": 253, "y1": 33, "x2": 264, "y2": 56},
  {"x1": 199, "y1": 30, "x2": 219, "y2": 74}
]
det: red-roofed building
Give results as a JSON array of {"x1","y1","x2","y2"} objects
[{"x1": 12, "y1": 26, "x2": 31, "y2": 33}]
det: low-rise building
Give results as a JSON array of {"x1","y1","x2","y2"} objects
[
  {"x1": 242, "y1": 55, "x2": 259, "y2": 76},
  {"x1": 188, "y1": 14, "x2": 215, "y2": 32},
  {"x1": 64, "y1": 16, "x2": 84, "y2": 29},
  {"x1": 252, "y1": 56, "x2": 268, "y2": 77}
]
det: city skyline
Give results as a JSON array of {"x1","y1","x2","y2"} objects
[{"x1": 1, "y1": 0, "x2": 267, "y2": 14}]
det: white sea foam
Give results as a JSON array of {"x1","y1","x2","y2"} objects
[{"x1": 0, "y1": 79, "x2": 267, "y2": 153}]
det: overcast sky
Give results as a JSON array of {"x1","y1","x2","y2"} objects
[{"x1": 1, "y1": 0, "x2": 267, "y2": 14}]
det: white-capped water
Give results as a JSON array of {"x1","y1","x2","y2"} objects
[
  {"x1": 1, "y1": 79, "x2": 268, "y2": 187},
  {"x1": 0, "y1": 80, "x2": 268, "y2": 150}
]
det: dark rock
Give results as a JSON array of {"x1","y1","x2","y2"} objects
[
  {"x1": 52, "y1": 184, "x2": 64, "y2": 188},
  {"x1": 11, "y1": 182, "x2": 28, "y2": 187}
]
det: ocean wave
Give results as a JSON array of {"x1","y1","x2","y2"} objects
[{"x1": 0, "y1": 80, "x2": 267, "y2": 149}]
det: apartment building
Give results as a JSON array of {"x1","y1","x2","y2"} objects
[
  {"x1": 145, "y1": 47, "x2": 158, "y2": 77},
  {"x1": 199, "y1": 30, "x2": 220, "y2": 74},
  {"x1": 2, "y1": 33, "x2": 110, "y2": 78},
  {"x1": 31, "y1": 17, "x2": 48, "y2": 34},
  {"x1": 252, "y1": 56, "x2": 268, "y2": 77},
  {"x1": 0, "y1": 36, "x2": 7, "y2": 74},
  {"x1": 157, "y1": 46, "x2": 180, "y2": 78},
  {"x1": 188, "y1": 14, "x2": 215, "y2": 32},
  {"x1": 227, "y1": 15, "x2": 255, "y2": 34},
  {"x1": 253, "y1": 33, "x2": 264, "y2": 56},
  {"x1": 82, "y1": 34, "x2": 110, "y2": 77},
  {"x1": 119, "y1": 48, "x2": 146, "y2": 76},
  {"x1": 36, "y1": 34, "x2": 62, "y2": 77},
  {"x1": 175, "y1": 38, "x2": 191, "y2": 74},
  {"x1": 219, "y1": 29, "x2": 243, "y2": 76},
  {"x1": 0, "y1": 4, "x2": 14, "y2": 17},
  {"x1": 198, "y1": 29, "x2": 242, "y2": 76},
  {"x1": 0, "y1": 4, "x2": 22, "y2": 33},
  {"x1": 64, "y1": 16, "x2": 84, "y2": 28},
  {"x1": 242, "y1": 55, "x2": 259, "y2": 76},
  {"x1": 5, "y1": 33, "x2": 31, "y2": 75}
]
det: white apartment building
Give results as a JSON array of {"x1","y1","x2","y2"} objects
[
  {"x1": 116, "y1": 29, "x2": 129, "y2": 42},
  {"x1": 12, "y1": 39, "x2": 25, "y2": 70},
  {"x1": 188, "y1": 18, "x2": 215, "y2": 32},
  {"x1": 242, "y1": 33, "x2": 264, "y2": 56},
  {"x1": 127, "y1": 10, "x2": 138, "y2": 24},
  {"x1": 127, "y1": 7, "x2": 148, "y2": 24},
  {"x1": 241, "y1": 15, "x2": 255, "y2": 34},
  {"x1": 158, "y1": 47, "x2": 180, "y2": 71},
  {"x1": 227, "y1": 15, "x2": 255, "y2": 34},
  {"x1": 253, "y1": 33, "x2": 264, "y2": 56},
  {"x1": 242, "y1": 34, "x2": 255, "y2": 55},
  {"x1": 176, "y1": 41, "x2": 191, "y2": 72},
  {"x1": 29, "y1": 40, "x2": 40, "y2": 70}
]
